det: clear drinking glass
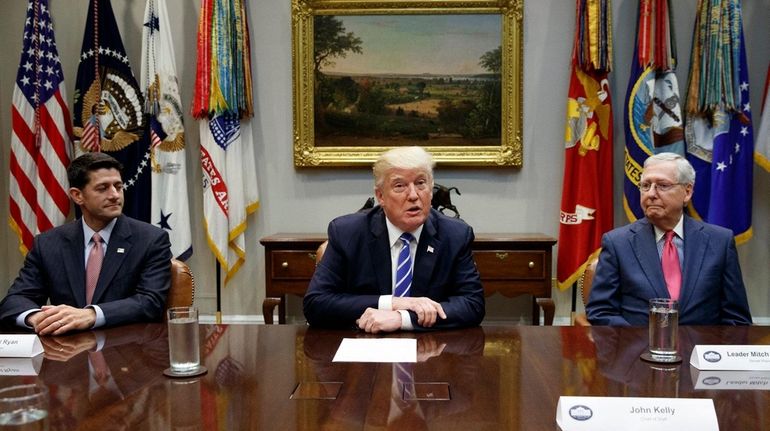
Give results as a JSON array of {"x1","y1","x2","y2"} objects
[
  {"x1": 0, "y1": 384, "x2": 49, "y2": 431},
  {"x1": 648, "y1": 298, "x2": 679, "y2": 358},
  {"x1": 167, "y1": 306, "x2": 201, "y2": 374}
]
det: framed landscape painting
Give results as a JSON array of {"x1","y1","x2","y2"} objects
[{"x1": 292, "y1": 0, "x2": 523, "y2": 167}]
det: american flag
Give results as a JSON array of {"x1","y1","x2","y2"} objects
[{"x1": 9, "y1": 0, "x2": 72, "y2": 255}]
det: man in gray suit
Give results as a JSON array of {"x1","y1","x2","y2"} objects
[
  {"x1": 0, "y1": 152, "x2": 171, "y2": 335},
  {"x1": 586, "y1": 152, "x2": 751, "y2": 326}
]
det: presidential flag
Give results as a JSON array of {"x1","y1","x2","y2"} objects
[
  {"x1": 194, "y1": 0, "x2": 258, "y2": 283},
  {"x1": 10, "y1": 0, "x2": 73, "y2": 255},
  {"x1": 73, "y1": 0, "x2": 150, "y2": 222},
  {"x1": 685, "y1": 0, "x2": 753, "y2": 243},
  {"x1": 141, "y1": 0, "x2": 192, "y2": 260},
  {"x1": 557, "y1": 0, "x2": 614, "y2": 289},
  {"x1": 623, "y1": 0, "x2": 684, "y2": 221}
]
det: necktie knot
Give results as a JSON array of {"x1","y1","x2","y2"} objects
[
  {"x1": 664, "y1": 230, "x2": 675, "y2": 243},
  {"x1": 92, "y1": 233, "x2": 102, "y2": 245},
  {"x1": 399, "y1": 232, "x2": 414, "y2": 245}
]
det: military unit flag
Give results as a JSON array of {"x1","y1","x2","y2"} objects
[
  {"x1": 193, "y1": 0, "x2": 258, "y2": 283},
  {"x1": 557, "y1": 0, "x2": 614, "y2": 290},
  {"x1": 141, "y1": 0, "x2": 192, "y2": 260},
  {"x1": 9, "y1": 0, "x2": 73, "y2": 255}
]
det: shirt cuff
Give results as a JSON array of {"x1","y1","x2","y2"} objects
[
  {"x1": 378, "y1": 295, "x2": 393, "y2": 311},
  {"x1": 86, "y1": 305, "x2": 106, "y2": 328},
  {"x1": 16, "y1": 309, "x2": 41, "y2": 328},
  {"x1": 398, "y1": 310, "x2": 413, "y2": 331}
]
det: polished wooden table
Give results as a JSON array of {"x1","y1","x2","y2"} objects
[
  {"x1": 1, "y1": 324, "x2": 769, "y2": 430},
  {"x1": 260, "y1": 233, "x2": 557, "y2": 325}
]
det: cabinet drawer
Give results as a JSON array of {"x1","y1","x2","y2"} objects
[
  {"x1": 473, "y1": 251, "x2": 545, "y2": 279},
  {"x1": 270, "y1": 251, "x2": 318, "y2": 279}
]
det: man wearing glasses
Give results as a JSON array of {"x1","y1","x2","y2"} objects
[
  {"x1": 586, "y1": 152, "x2": 752, "y2": 325},
  {"x1": 303, "y1": 146, "x2": 485, "y2": 333}
]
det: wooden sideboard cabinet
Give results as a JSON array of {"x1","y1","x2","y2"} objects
[{"x1": 260, "y1": 233, "x2": 557, "y2": 325}]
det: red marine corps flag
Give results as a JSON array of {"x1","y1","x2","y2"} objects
[
  {"x1": 10, "y1": 0, "x2": 73, "y2": 254},
  {"x1": 557, "y1": 0, "x2": 614, "y2": 290}
]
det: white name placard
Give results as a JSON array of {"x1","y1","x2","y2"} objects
[
  {"x1": 690, "y1": 345, "x2": 770, "y2": 371},
  {"x1": 0, "y1": 355, "x2": 43, "y2": 376},
  {"x1": 691, "y1": 368, "x2": 770, "y2": 391},
  {"x1": 556, "y1": 396, "x2": 718, "y2": 431},
  {"x1": 0, "y1": 335, "x2": 43, "y2": 358}
]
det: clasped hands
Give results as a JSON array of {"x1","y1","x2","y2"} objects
[
  {"x1": 356, "y1": 296, "x2": 446, "y2": 334},
  {"x1": 26, "y1": 304, "x2": 97, "y2": 336}
]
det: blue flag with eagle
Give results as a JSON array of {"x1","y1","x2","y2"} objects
[
  {"x1": 73, "y1": 0, "x2": 150, "y2": 222},
  {"x1": 141, "y1": 0, "x2": 192, "y2": 260}
]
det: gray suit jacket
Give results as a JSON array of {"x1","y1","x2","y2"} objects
[
  {"x1": 586, "y1": 216, "x2": 751, "y2": 326},
  {"x1": 0, "y1": 215, "x2": 172, "y2": 327}
]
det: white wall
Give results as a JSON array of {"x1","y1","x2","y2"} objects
[{"x1": 0, "y1": 0, "x2": 767, "y2": 323}]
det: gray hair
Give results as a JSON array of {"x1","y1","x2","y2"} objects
[
  {"x1": 373, "y1": 146, "x2": 435, "y2": 189},
  {"x1": 643, "y1": 152, "x2": 696, "y2": 185}
]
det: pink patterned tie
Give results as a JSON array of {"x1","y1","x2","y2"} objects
[
  {"x1": 86, "y1": 233, "x2": 103, "y2": 305},
  {"x1": 662, "y1": 231, "x2": 681, "y2": 300}
]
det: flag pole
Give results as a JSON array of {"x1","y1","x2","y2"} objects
[{"x1": 215, "y1": 260, "x2": 222, "y2": 324}]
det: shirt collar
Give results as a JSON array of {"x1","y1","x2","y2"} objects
[
  {"x1": 653, "y1": 215, "x2": 684, "y2": 243},
  {"x1": 384, "y1": 217, "x2": 423, "y2": 248},
  {"x1": 82, "y1": 217, "x2": 117, "y2": 248}
]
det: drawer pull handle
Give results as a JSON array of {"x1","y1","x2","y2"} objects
[
  {"x1": 495, "y1": 252, "x2": 508, "y2": 260},
  {"x1": 308, "y1": 252, "x2": 317, "y2": 261},
  {"x1": 528, "y1": 261, "x2": 535, "y2": 269},
  {"x1": 281, "y1": 262, "x2": 289, "y2": 268}
]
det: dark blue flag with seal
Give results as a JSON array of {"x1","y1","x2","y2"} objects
[{"x1": 73, "y1": 0, "x2": 150, "y2": 222}]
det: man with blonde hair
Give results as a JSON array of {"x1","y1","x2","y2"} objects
[{"x1": 304, "y1": 146, "x2": 484, "y2": 333}]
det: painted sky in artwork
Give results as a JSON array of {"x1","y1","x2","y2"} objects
[{"x1": 320, "y1": 14, "x2": 501, "y2": 76}]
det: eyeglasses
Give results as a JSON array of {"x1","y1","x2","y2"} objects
[{"x1": 638, "y1": 182, "x2": 683, "y2": 193}]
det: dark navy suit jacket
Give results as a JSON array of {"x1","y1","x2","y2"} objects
[
  {"x1": 303, "y1": 207, "x2": 485, "y2": 330},
  {"x1": 0, "y1": 215, "x2": 172, "y2": 327},
  {"x1": 586, "y1": 216, "x2": 751, "y2": 326}
]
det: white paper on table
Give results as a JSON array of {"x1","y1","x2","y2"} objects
[
  {"x1": 332, "y1": 338, "x2": 417, "y2": 363},
  {"x1": 0, "y1": 335, "x2": 44, "y2": 357}
]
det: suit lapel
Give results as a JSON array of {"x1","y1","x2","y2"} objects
[
  {"x1": 368, "y1": 210, "x2": 392, "y2": 295},
  {"x1": 630, "y1": 219, "x2": 669, "y2": 299},
  {"x1": 93, "y1": 216, "x2": 132, "y2": 303},
  {"x1": 679, "y1": 216, "x2": 707, "y2": 310},
  {"x1": 412, "y1": 212, "x2": 439, "y2": 297},
  {"x1": 62, "y1": 221, "x2": 87, "y2": 307}
]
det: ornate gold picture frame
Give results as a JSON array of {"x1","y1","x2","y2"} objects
[{"x1": 292, "y1": 0, "x2": 523, "y2": 167}]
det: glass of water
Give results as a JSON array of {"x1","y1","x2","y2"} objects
[
  {"x1": 648, "y1": 298, "x2": 679, "y2": 359},
  {"x1": 167, "y1": 306, "x2": 201, "y2": 374},
  {"x1": 0, "y1": 384, "x2": 49, "y2": 431}
]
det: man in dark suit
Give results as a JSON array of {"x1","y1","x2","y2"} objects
[
  {"x1": 586, "y1": 152, "x2": 751, "y2": 326},
  {"x1": 0, "y1": 152, "x2": 171, "y2": 335},
  {"x1": 303, "y1": 146, "x2": 484, "y2": 333}
]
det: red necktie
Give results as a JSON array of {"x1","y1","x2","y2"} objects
[
  {"x1": 86, "y1": 233, "x2": 103, "y2": 305},
  {"x1": 662, "y1": 231, "x2": 681, "y2": 300}
]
